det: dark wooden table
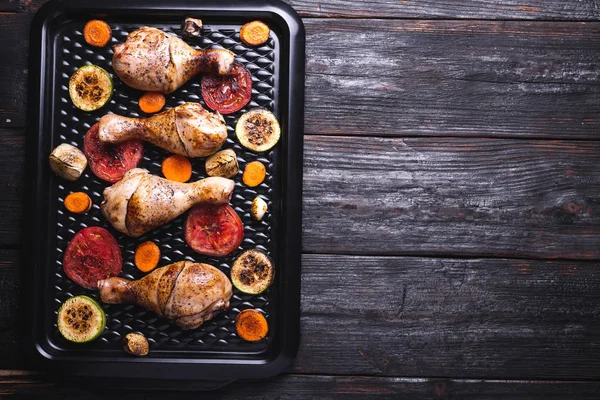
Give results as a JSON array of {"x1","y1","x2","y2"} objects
[{"x1": 2, "y1": 0, "x2": 600, "y2": 398}]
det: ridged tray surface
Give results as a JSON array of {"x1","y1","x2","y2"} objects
[{"x1": 50, "y1": 20, "x2": 279, "y2": 356}]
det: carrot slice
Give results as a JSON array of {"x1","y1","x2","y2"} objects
[
  {"x1": 64, "y1": 192, "x2": 92, "y2": 214},
  {"x1": 139, "y1": 92, "x2": 166, "y2": 114},
  {"x1": 235, "y1": 309, "x2": 268, "y2": 341},
  {"x1": 134, "y1": 241, "x2": 161, "y2": 273},
  {"x1": 242, "y1": 161, "x2": 266, "y2": 187},
  {"x1": 83, "y1": 20, "x2": 112, "y2": 47},
  {"x1": 162, "y1": 155, "x2": 192, "y2": 182},
  {"x1": 240, "y1": 21, "x2": 270, "y2": 46}
]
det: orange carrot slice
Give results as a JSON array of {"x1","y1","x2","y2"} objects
[
  {"x1": 83, "y1": 20, "x2": 112, "y2": 47},
  {"x1": 242, "y1": 161, "x2": 266, "y2": 187},
  {"x1": 235, "y1": 309, "x2": 268, "y2": 341},
  {"x1": 139, "y1": 92, "x2": 166, "y2": 114},
  {"x1": 162, "y1": 155, "x2": 192, "y2": 182},
  {"x1": 240, "y1": 21, "x2": 270, "y2": 46},
  {"x1": 134, "y1": 241, "x2": 161, "y2": 273},
  {"x1": 64, "y1": 192, "x2": 92, "y2": 214}
]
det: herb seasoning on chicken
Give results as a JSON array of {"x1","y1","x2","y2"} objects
[{"x1": 112, "y1": 26, "x2": 234, "y2": 94}]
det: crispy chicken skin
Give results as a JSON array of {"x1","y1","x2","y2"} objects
[
  {"x1": 112, "y1": 26, "x2": 235, "y2": 94},
  {"x1": 99, "y1": 103, "x2": 227, "y2": 158},
  {"x1": 98, "y1": 261, "x2": 232, "y2": 329},
  {"x1": 101, "y1": 168, "x2": 234, "y2": 237}
]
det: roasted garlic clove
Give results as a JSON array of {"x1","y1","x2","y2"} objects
[
  {"x1": 181, "y1": 17, "x2": 203, "y2": 38},
  {"x1": 251, "y1": 196, "x2": 268, "y2": 221},
  {"x1": 122, "y1": 332, "x2": 149, "y2": 356},
  {"x1": 205, "y1": 149, "x2": 239, "y2": 178},
  {"x1": 49, "y1": 143, "x2": 87, "y2": 181}
]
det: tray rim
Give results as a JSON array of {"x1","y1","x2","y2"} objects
[{"x1": 22, "y1": 0, "x2": 304, "y2": 385}]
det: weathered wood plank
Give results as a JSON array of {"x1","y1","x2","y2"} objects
[
  {"x1": 5, "y1": 252, "x2": 600, "y2": 378},
  {"x1": 2, "y1": 130, "x2": 600, "y2": 259},
  {"x1": 303, "y1": 135, "x2": 600, "y2": 259},
  {"x1": 3, "y1": 373, "x2": 600, "y2": 399},
  {"x1": 3, "y1": 16, "x2": 600, "y2": 139},
  {"x1": 304, "y1": 19, "x2": 600, "y2": 138},
  {"x1": 291, "y1": 0, "x2": 600, "y2": 19},
  {"x1": 294, "y1": 255, "x2": 600, "y2": 378},
  {"x1": 0, "y1": 251, "x2": 22, "y2": 370},
  {"x1": 0, "y1": 13, "x2": 29, "y2": 129},
  {"x1": 0, "y1": 129, "x2": 24, "y2": 247},
  {"x1": 3, "y1": 0, "x2": 600, "y2": 20}
]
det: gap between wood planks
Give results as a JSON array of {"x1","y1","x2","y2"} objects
[
  {"x1": 4, "y1": 369, "x2": 600, "y2": 382},
  {"x1": 300, "y1": 249, "x2": 600, "y2": 263}
]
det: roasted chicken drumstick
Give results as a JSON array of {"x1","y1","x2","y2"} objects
[
  {"x1": 113, "y1": 26, "x2": 235, "y2": 94},
  {"x1": 99, "y1": 102, "x2": 227, "y2": 158},
  {"x1": 98, "y1": 261, "x2": 232, "y2": 329},
  {"x1": 101, "y1": 168, "x2": 234, "y2": 237}
]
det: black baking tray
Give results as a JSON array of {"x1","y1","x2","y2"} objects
[{"x1": 22, "y1": 0, "x2": 304, "y2": 388}]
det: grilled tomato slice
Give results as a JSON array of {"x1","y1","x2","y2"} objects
[
  {"x1": 63, "y1": 227, "x2": 122, "y2": 289},
  {"x1": 201, "y1": 63, "x2": 252, "y2": 115},
  {"x1": 185, "y1": 204, "x2": 244, "y2": 257},
  {"x1": 83, "y1": 123, "x2": 143, "y2": 183}
]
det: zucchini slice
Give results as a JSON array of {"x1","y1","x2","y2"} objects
[
  {"x1": 69, "y1": 65, "x2": 113, "y2": 111},
  {"x1": 57, "y1": 295, "x2": 106, "y2": 343},
  {"x1": 235, "y1": 109, "x2": 281, "y2": 152},
  {"x1": 231, "y1": 249, "x2": 274, "y2": 294}
]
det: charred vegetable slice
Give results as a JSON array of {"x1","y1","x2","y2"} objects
[
  {"x1": 69, "y1": 65, "x2": 113, "y2": 111},
  {"x1": 231, "y1": 249, "x2": 274, "y2": 294},
  {"x1": 57, "y1": 295, "x2": 105, "y2": 343},
  {"x1": 236, "y1": 109, "x2": 280, "y2": 152}
]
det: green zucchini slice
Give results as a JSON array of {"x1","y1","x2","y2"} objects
[
  {"x1": 231, "y1": 249, "x2": 274, "y2": 295},
  {"x1": 69, "y1": 65, "x2": 113, "y2": 111},
  {"x1": 235, "y1": 109, "x2": 281, "y2": 152},
  {"x1": 57, "y1": 295, "x2": 106, "y2": 343}
]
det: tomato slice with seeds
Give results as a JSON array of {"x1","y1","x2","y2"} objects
[
  {"x1": 185, "y1": 204, "x2": 244, "y2": 257},
  {"x1": 83, "y1": 122, "x2": 143, "y2": 183},
  {"x1": 201, "y1": 63, "x2": 252, "y2": 115},
  {"x1": 63, "y1": 227, "x2": 122, "y2": 289}
]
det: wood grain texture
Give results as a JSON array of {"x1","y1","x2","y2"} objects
[
  {"x1": 304, "y1": 19, "x2": 600, "y2": 138},
  {"x1": 3, "y1": 16, "x2": 600, "y2": 139},
  {"x1": 2, "y1": 373, "x2": 600, "y2": 399},
  {"x1": 0, "y1": 129, "x2": 24, "y2": 247},
  {"x1": 0, "y1": 13, "x2": 29, "y2": 129},
  {"x1": 4, "y1": 252, "x2": 600, "y2": 378},
  {"x1": 294, "y1": 255, "x2": 600, "y2": 378},
  {"x1": 1, "y1": 130, "x2": 600, "y2": 260},
  {"x1": 303, "y1": 135, "x2": 600, "y2": 259},
  {"x1": 0, "y1": 251, "x2": 21, "y2": 370},
  {"x1": 290, "y1": 0, "x2": 600, "y2": 19},
  {"x1": 2, "y1": 0, "x2": 600, "y2": 20}
]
